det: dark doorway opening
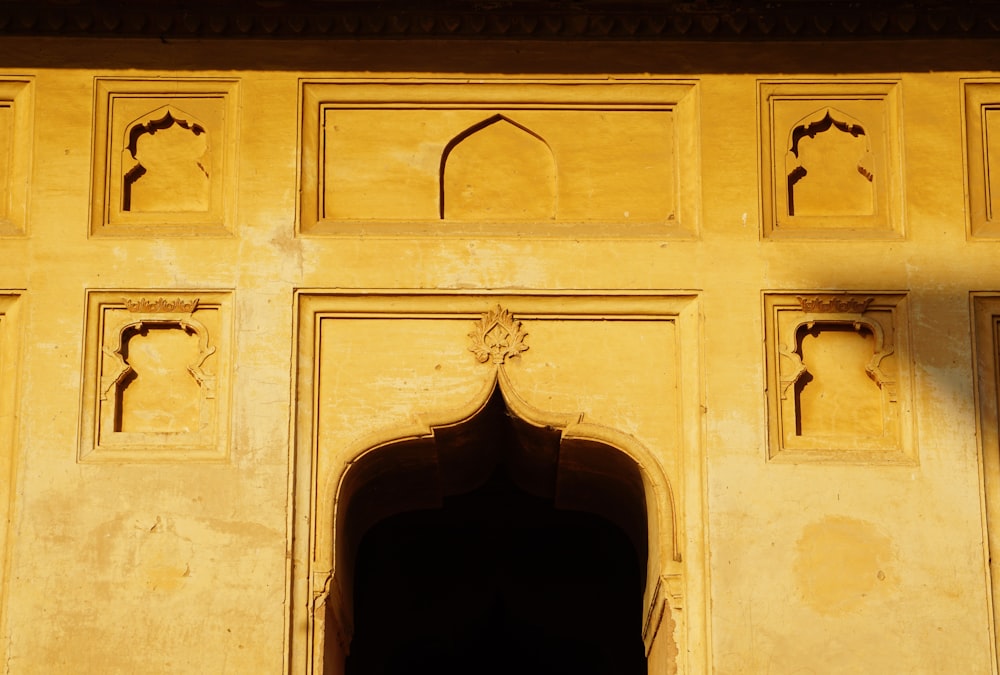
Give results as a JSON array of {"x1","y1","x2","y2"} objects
[{"x1": 345, "y1": 467, "x2": 647, "y2": 675}]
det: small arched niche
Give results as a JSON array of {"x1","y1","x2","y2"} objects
[
  {"x1": 318, "y1": 374, "x2": 677, "y2": 674},
  {"x1": 792, "y1": 323, "x2": 884, "y2": 437},
  {"x1": 112, "y1": 323, "x2": 202, "y2": 433},
  {"x1": 785, "y1": 108, "x2": 874, "y2": 217},
  {"x1": 440, "y1": 115, "x2": 557, "y2": 221},
  {"x1": 122, "y1": 106, "x2": 211, "y2": 213},
  {"x1": 98, "y1": 309, "x2": 217, "y2": 441}
]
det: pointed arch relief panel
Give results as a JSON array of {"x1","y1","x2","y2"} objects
[
  {"x1": 291, "y1": 292, "x2": 707, "y2": 674},
  {"x1": 441, "y1": 115, "x2": 557, "y2": 221},
  {"x1": 78, "y1": 290, "x2": 233, "y2": 462},
  {"x1": 299, "y1": 79, "x2": 698, "y2": 237},
  {"x1": 760, "y1": 81, "x2": 902, "y2": 238},
  {"x1": 764, "y1": 292, "x2": 915, "y2": 463},
  {"x1": 91, "y1": 79, "x2": 238, "y2": 236}
]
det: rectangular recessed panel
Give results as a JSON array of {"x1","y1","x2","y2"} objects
[
  {"x1": 0, "y1": 105, "x2": 12, "y2": 223},
  {"x1": 763, "y1": 292, "x2": 914, "y2": 463},
  {"x1": 985, "y1": 107, "x2": 1000, "y2": 223},
  {"x1": 759, "y1": 81, "x2": 901, "y2": 239},
  {"x1": 0, "y1": 81, "x2": 31, "y2": 236},
  {"x1": 321, "y1": 108, "x2": 675, "y2": 223},
  {"x1": 300, "y1": 80, "x2": 697, "y2": 237},
  {"x1": 78, "y1": 290, "x2": 233, "y2": 462},
  {"x1": 964, "y1": 82, "x2": 1000, "y2": 237},
  {"x1": 91, "y1": 79, "x2": 239, "y2": 237}
]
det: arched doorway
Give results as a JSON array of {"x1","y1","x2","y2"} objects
[
  {"x1": 335, "y1": 386, "x2": 652, "y2": 674},
  {"x1": 290, "y1": 295, "x2": 701, "y2": 675},
  {"x1": 345, "y1": 468, "x2": 646, "y2": 674}
]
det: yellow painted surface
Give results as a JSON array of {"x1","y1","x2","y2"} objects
[{"x1": 0, "y1": 36, "x2": 996, "y2": 673}]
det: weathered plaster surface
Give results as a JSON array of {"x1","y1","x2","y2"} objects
[{"x1": 0, "y1": 38, "x2": 996, "y2": 673}]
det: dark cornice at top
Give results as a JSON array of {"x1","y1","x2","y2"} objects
[{"x1": 0, "y1": 1, "x2": 998, "y2": 40}]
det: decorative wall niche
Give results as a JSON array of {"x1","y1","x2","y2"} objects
[
  {"x1": 91, "y1": 79, "x2": 238, "y2": 236},
  {"x1": 764, "y1": 292, "x2": 914, "y2": 463},
  {"x1": 441, "y1": 115, "x2": 557, "y2": 221},
  {"x1": 299, "y1": 79, "x2": 698, "y2": 237},
  {"x1": 78, "y1": 291, "x2": 232, "y2": 462},
  {"x1": 759, "y1": 81, "x2": 902, "y2": 238},
  {"x1": 964, "y1": 81, "x2": 1000, "y2": 238},
  {"x1": 0, "y1": 80, "x2": 32, "y2": 236}
]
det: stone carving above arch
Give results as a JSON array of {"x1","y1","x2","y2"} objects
[
  {"x1": 78, "y1": 290, "x2": 233, "y2": 462},
  {"x1": 467, "y1": 304, "x2": 529, "y2": 364},
  {"x1": 91, "y1": 79, "x2": 238, "y2": 236},
  {"x1": 440, "y1": 114, "x2": 557, "y2": 220},
  {"x1": 760, "y1": 81, "x2": 902, "y2": 238},
  {"x1": 764, "y1": 292, "x2": 914, "y2": 463},
  {"x1": 290, "y1": 291, "x2": 704, "y2": 675}
]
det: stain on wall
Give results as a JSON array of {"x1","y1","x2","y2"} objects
[{"x1": 794, "y1": 516, "x2": 895, "y2": 615}]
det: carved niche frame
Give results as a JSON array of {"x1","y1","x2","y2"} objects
[
  {"x1": 763, "y1": 291, "x2": 915, "y2": 463},
  {"x1": 90, "y1": 78, "x2": 239, "y2": 237},
  {"x1": 288, "y1": 290, "x2": 709, "y2": 674},
  {"x1": 77, "y1": 290, "x2": 233, "y2": 462},
  {"x1": 297, "y1": 78, "x2": 700, "y2": 238},
  {"x1": 758, "y1": 80, "x2": 904, "y2": 239}
]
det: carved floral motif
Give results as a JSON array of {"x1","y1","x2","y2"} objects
[
  {"x1": 796, "y1": 295, "x2": 873, "y2": 314},
  {"x1": 468, "y1": 305, "x2": 529, "y2": 365},
  {"x1": 123, "y1": 297, "x2": 199, "y2": 313}
]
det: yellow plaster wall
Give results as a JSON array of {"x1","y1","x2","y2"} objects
[{"x1": 0, "y1": 37, "x2": 996, "y2": 673}]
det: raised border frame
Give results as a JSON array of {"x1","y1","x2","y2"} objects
[{"x1": 297, "y1": 78, "x2": 700, "y2": 238}]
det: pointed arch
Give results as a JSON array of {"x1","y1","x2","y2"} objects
[
  {"x1": 311, "y1": 366, "x2": 679, "y2": 674},
  {"x1": 121, "y1": 105, "x2": 211, "y2": 213},
  {"x1": 123, "y1": 105, "x2": 208, "y2": 159},
  {"x1": 786, "y1": 107, "x2": 870, "y2": 162},
  {"x1": 439, "y1": 114, "x2": 557, "y2": 220},
  {"x1": 784, "y1": 107, "x2": 875, "y2": 217}
]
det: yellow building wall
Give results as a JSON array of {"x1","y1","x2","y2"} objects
[{"x1": 0, "y1": 37, "x2": 997, "y2": 673}]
